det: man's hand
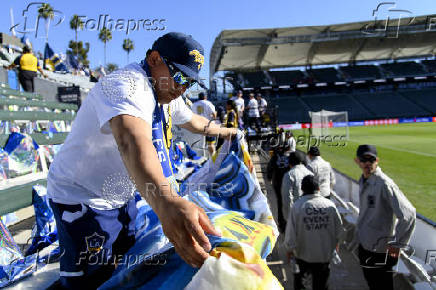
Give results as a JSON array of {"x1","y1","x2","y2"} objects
[
  {"x1": 155, "y1": 195, "x2": 221, "y2": 268},
  {"x1": 110, "y1": 115, "x2": 221, "y2": 268}
]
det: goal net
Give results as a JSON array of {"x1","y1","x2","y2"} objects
[{"x1": 309, "y1": 110, "x2": 349, "y2": 140}]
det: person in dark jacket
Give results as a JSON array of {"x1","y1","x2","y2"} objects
[{"x1": 267, "y1": 146, "x2": 289, "y2": 232}]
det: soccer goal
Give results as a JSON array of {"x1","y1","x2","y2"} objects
[{"x1": 309, "y1": 110, "x2": 349, "y2": 140}]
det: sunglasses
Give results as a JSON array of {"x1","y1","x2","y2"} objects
[
  {"x1": 359, "y1": 155, "x2": 376, "y2": 163},
  {"x1": 163, "y1": 58, "x2": 195, "y2": 89}
]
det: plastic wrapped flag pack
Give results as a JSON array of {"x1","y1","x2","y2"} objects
[
  {"x1": 0, "y1": 217, "x2": 38, "y2": 287},
  {"x1": 25, "y1": 185, "x2": 58, "y2": 256},
  {"x1": 100, "y1": 134, "x2": 281, "y2": 289}
]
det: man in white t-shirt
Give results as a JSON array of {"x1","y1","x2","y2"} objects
[
  {"x1": 247, "y1": 93, "x2": 260, "y2": 130},
  {"x1": 256, "y1": 93, "x2": 267, "y2": 115},
  {"x1": 47, "y1": 32, "x2": 235, "y2": 288},
  {"x1": 231, "y1": 90, "x2": 245, "y2": 129},
  {"x1": 192, "y1": 92, "x2": 217, "y2": 156}
]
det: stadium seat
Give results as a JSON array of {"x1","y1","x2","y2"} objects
[
  {"x1": 0, "y1": 86, "x2": 43, "y2": 100},
  {"x1": 340, "y1": 65, "x2": 382, "y2": 81},
  {"x1": 300, "y1": 94, "x2": 372, "y2": 120},
  {"x1": 421, "y1": 60, "x2": 436, "y2": 74},
  {"x1": 353, "y1": 92, "x2": 428, "y2": 118},
  {"x1": 269, "y1": 95, "x2": 311, "y2": 123},
  {"x1": 307, "y1": 67, "x2": 342, "y2": 83},
  {"x1": 269, "y1": 70, "x2": 305, "y2": 86},
  {"x1": 398, "y1": 88, "x2": 436, "y2": 115},
  {"x1": 241, "y1": 71, "x2": 271, "y2": 88},
  {"x1": 380, "y1": 61, "x2": 427, "y2": 78}
]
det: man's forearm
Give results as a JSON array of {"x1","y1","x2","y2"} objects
[
  {"x1": 111, "y1": 116, "x2": 177, "y2": 212},
  {"x1": 181, "y1": 114, "x2": 235, "y2": 138}
]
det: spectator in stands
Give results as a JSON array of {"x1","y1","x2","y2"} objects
[
  {"x1": 224, "y1": 99, "x2": 238, "y2": 128},
  {"x1": 231, "y1": 90, "x2": 245, "y2": 129},
  {"x1": 284, "y1": 131, "x2": 296, "y2": 154},
  {"x1": 307, "y1": 146, "x2": 335, "y2": 199},
  {"x1": 247, "y1": 93, "x2": 261, "y2": 130},
  {"x1": 285, "y1": 175, "x2": 343, "y2": 290},
  {"x1": 256, "y1": 93, "x2": 267, "y2": 115},
  {"x1": 216, "y1": 104, "x2": 226, "y2": 124},
  {"x1": 354, "y1": 145, "x2": 416, "y2": 290},
  {"x1": 4, "y1": 46, "x2": 47, "y2": 92},
  {"x1": 191, "y1": 92, "x2": 217, "y2": 156},
  {"x1": 267, "y1": 146, "x2": 291, "y2": 232},
  {"x1": 281, "y1": 151, "x2": 313, "y2": 231},
  {"x1": 46, "y1": 32, "x2": 234, "y2": 288}
]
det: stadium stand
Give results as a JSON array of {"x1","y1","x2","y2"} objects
[
  {"x1": 241, "y1": 71, "x2": 271, "y2": 88},
  {"x1": 398, "y1": 88, "x2": 436, "y2": 115},
  {"x1": 422, "y1": 59, "x2": 436, "y2": 74},
  {"x1": 307, "y1": 67, "x2": 342, "y2": 83},
  {"x1": 269, "y1": 70, "x2": 305, "y2": 86},
  {"x1": 300, "y1": 94, "x2": 372, "y2": 120},
  {"x1": 352, "y1": 91, "x2": 428, "y2": 118},
  {"x1": 380, "y1": 61, "x2": 427, "y2": 77},
  {"x1": 268, "y1": 95, "x2": 311, "y2": 123},
  {"x1": 0, "y1": 82, "x2": 77, "y2": 215},
  {"x1": 339, "y1": 65, "x2": 382, "y2": 81}
]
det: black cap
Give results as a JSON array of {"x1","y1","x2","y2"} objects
[
  {"x1": 357, "y1": 144, "x2": 377, "y2": 158},
  {"x1": 301, "y1": 175, "x2": 319, "y2": 195},
  {"x1": 152, "y1": 32, "x2": 205, "y2": 88},
  {"x1": 308, "y1": 146, "x2": 320, "y2": 156}
]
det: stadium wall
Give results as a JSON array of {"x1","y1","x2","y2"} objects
[
  {"x1": 333, "y1": 168, "x2": 436, "y2": 271},
  {"x1": 279, "y1": 117, "x2": 436, "y2": 130}
]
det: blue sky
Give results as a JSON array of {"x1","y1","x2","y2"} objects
[{"x1": 2, "y1": 0, "x2": 436, "y2": 84}]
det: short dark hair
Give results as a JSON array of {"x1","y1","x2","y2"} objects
[
  {"x1": 308, "y1": 146, "x2": 320, "y2": 156},
  {"x1": 301, "y1": 175, "x2": 319, "y2": 195},
  {"x1": 288, "y1": 151, "x2": 306, "y2": 166},
  {"x1": 198, "y1": 92, "x2": 205, "y2": 100},
  {"x1": 23, "y1": 46, "x2": 31, "y2": 53}
]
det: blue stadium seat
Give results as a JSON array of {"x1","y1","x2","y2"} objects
[
  {"x1": 353, "y1": 92, "x2": 428, "y2": 118},
  {"x1": 340, "y1": 65, "x2": 382, "y2": 81}
]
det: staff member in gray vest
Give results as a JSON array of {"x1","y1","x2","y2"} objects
[
  {"x1": 281, "y1": 151, "x2": 313, "y2": 230},
  {"x1": 285, "y1": 175, "x2": 343, "y2": 290},
  {"x1": 355, "y1": 145, "x2": 416, "y2": 290},
  {"x1": 307, "y1": 146, "x2": 335, "y2": 198}
]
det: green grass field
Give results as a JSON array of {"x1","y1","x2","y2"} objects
[{"x1": 292, "y1": 122, "x2": 436, "y2": 221}]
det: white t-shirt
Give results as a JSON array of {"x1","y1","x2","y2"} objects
[
  {"x1": 258, "y1": 98, "x2": 267, "y2": 113},
  {"x1": 247, "y1": 99, "x2": 260, "y2": 117},
  {"x1": 231, "y1": 97, "x2": 245, "y2": 114},
  {"x1": 191, "y1": 99, "x2": 215, "y2": 120},
  {"x1": 47, "y1": 63, "x2": 193, "y2": 210}
]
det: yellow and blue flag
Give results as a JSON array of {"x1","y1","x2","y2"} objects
[{"x1": 43, "y1": 43, "x2": 69, "y2": 72}]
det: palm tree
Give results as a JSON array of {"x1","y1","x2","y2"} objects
[
  {"x1": 122, "y1": 38, "x2": 134, "y2": 64},
  {"x1": 70, "y1": 15, "x2": 84, "y2": 58},
  {"x1": 37, "y1": 3, "x2": 54, "y2": 43},
  {"x1": 98, "y1": 27, "x2": 112, "y2": 66}
]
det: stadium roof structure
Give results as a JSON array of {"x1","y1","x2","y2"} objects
[{"x1": 209, "y1": 14, "x2": 436, "y2": 78}]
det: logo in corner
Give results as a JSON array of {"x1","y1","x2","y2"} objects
[
  {"x1": 85, "y1": 232, "x2": 105, "y2": 254},
  {"x1": 189, "y1": 50, "x2": 204, "y2": 71}
]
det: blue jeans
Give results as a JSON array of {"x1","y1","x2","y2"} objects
[{"x1": 49, "y1": 199, "x2": 137, "y2": 289}]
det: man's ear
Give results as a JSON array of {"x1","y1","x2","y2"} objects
[
  {"x1": 354, "y1": 157, "x2": 360, "y2": 165},
  {"x1": 146, "y1": 50, "x2": 163, "y2": 68}
]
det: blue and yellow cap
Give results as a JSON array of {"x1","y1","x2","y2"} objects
[{"x1": 152, "y1": 32, "x2": 205, "y2": 88}]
